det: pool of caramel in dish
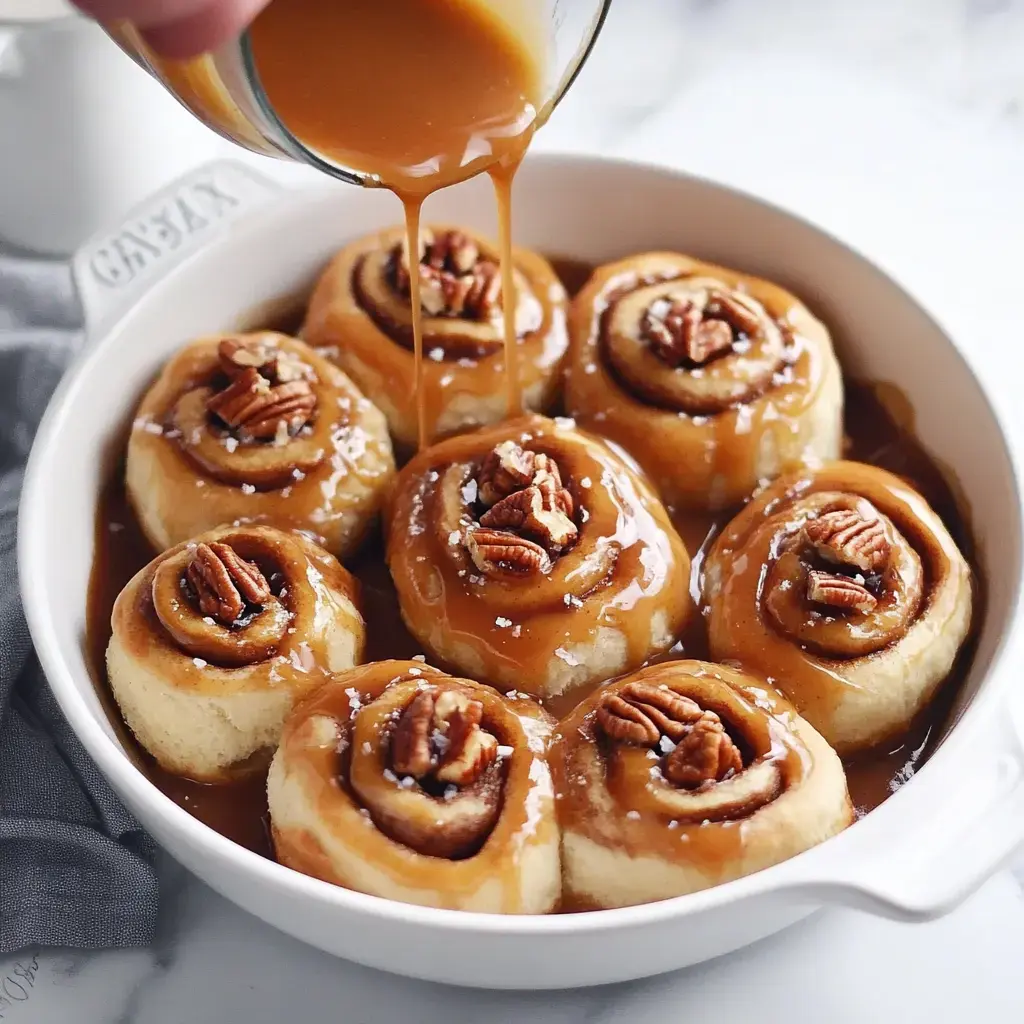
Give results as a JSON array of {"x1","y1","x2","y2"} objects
[{"x1": 85, "y1": 257, "x2": 982, "y2": 872}]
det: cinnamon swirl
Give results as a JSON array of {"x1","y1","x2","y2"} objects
[
  {"x1": 384, "y1": 415, "x2": 692, "y2": 702},
  {"x1": 267, "y1": 660, "x2": 560, "y2": 913},
  {"x1": 703, "y1": 462, "x2": 973, "y2": 753},
  {"x1": 565, "y1": 252, "x2": 843, "y2": 510},
  {"x1": 107, "y1": 524, "x2": 364, "y2": 782},
  {"x1": 126, "y1": 332, "x2": 395, "y2": 558},
  {"x1": 551, "y1": 661, "x2": 853, "y2": 909},
  {"x1": 302, "y1": 225, "x2": 568, "y2": 448}
]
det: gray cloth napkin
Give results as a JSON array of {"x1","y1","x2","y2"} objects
[{"x1": 0, "y1": 251, "x2": 158, "y2": 954}]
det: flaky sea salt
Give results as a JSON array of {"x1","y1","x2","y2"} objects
[
  {"x1": 626, "y1": 810, "x2": 641, "y2": 821},
  {"x1": 192, "y1": 658, "x2": 207, "y2": 669},
  {"x1": 511, "y1": 625, "x2": 522, "y2": 638},
  {"x1": 495, "y1": 616, "x2": 512, "y2": 628},
  {"x1": 240, "y1": 483, "x2": 256, "y2": 495},
  {"x1": 554, "y1": 647, "x2": 580, "y2": 666},
  {"x1": 497, "y1": 745, "x2": 514, "y2": 758}
]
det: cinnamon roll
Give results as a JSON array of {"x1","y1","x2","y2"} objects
[
  {"x1": 302, "y1": 225, "x2": 569, "y2": 448},
  {"x1": 107, "y1": 524, "x2": 364, "y2": 782},
  {"x1": 703, "y1": 462, "x2": 973, "y2": 753},
  {"x1": 551, "y1": 661, "x2": 853, "y2": 909},
  {"x1": 126, "y1": 332, "x2": 395, "y2": 558},
  {"x1": 267, "y1": 660, "x2": 560, "y2": 913},
  {"x1": 384, "y1": 415, "x2": 693, "y2": 702},
  {"x1": 565, "y1": 252, "x2": 843, "y2": 510}
]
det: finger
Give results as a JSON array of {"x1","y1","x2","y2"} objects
[
  {"x1": 71, "y1": 0, "x2": 214, "y2": 28},
  {"x1": 139, "y1": 0, "x2": 271, "y2": 58}
]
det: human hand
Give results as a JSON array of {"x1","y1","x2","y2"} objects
[{"x1": 72, "y1": 0, "x2": 271, "y2": 59}]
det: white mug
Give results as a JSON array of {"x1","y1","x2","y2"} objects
[{"x1": 0, "y1": 3, "x2": 235, "y2": 255}]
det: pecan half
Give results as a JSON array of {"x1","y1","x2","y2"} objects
[
  {"x1": 207, "y1": 366, "x2": 317, "y2": 441},
  {"x1": 185, "y1": 542, "x2": 271, "y2": 626},
  {"x1": 478, "y1": 441, "x2": 536, "y2": 506},
  {"x1": 390, "y1": 688, "x2": 498, "y2": 788},
  {"x1": 393, "y1": 229, "x2": 502, "y2": 319},
  {"x1": 662, "y1": 712, "x2": 743, "y2": 788},
  {"x1": 218, "y1": 337, "x2": 311, "y2": 385},
  {"x1": 806, "y1": 569, "x2": 878, "y2": 613},
  {"x1": 597, "y1": 682, "x2": 705, "y2": 746},
  {"x1": 480, "y1": 485, "x2": 578, "y2": 554},
  {"x1": 465, "y1": 528, "x2": 552, "y2": 578},
  {"x1": 803, "y1": 508, "x2": 891, "y2": 573},
  {"x1": 641, "y1": 288, "x2": 765, "y2": 368}
]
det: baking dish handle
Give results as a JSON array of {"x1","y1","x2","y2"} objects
[
  {"x1": 71, "y1": 159, "x2": 285, "y2": 338},
  {"x1": 787, "y1": 700, "x2": 1024, "y2": 921}
]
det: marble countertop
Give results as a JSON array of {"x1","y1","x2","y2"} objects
[{"x1": 6, "y1": 1, "x2": 1024, "y2": 1020}]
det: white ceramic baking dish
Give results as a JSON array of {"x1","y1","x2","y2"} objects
[{"x1": 19, "y1": 155, "x2": 1024, "y2": 989}]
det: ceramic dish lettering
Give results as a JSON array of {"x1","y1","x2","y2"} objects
[{"x1": 19, "y1": 156, "x2": 1024, "y2": 990}]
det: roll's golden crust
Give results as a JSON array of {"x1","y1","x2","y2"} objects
[
  {"x1": 565, "y1": 252, "x2": 843, "y2": 511},
  {"x1": 302, "y1": 224, "x2": 569, "y2": 448},
  {"x1": 384, "y1": 415, "x2": 693, "y2": 702},
  {"x1": 126, "y1": 332, "x2": 395, "y2": 559},
  {"x1": 703, "y1": 462, "x2": 973, "y2": 753},
  {"x1": 550, "y1": 661, "x2": 853, "y2": 909},
  {"x1": 267, "y1": 660, "x2": 561, "y2": 913},
  {"x1": 107, "y1": 524, "x2": 364, "y2": 782}
]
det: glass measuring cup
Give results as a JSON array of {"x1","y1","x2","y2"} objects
[{"x1": 104, "y1": 0, "x2": 612, "y2": 188}]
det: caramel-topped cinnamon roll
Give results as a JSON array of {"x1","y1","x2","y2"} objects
[
  {"x1": 551, "y1": 661, "x2": 853, "y2": 910},
  {"x1": 565, "y1": 252, "x2": 843, "y2": 510},
  {"x1": 267, "y1": 661, "x2": 560, "y2": 913},
  {"x1": 126, "y1": 332, "x2": 395, "y2": 558},
  {"x1": 303, "y1": 225, "x2": 568, "y2": 448},
  {"x1": 385, "y1": 415, "x2": 692, "y2": 702},
  {"x1": 703, "y1": 462, "x2": 973, "y2": 754},
  {"x1": 106, "y1": 524, "x2": 364, "y2": 782}
]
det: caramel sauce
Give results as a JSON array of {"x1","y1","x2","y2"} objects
[
  {"x1": 84, "y1": 261, "x2": 981, "y2": 878},
  {"x1": 249, "y1": 0, "x2": 550, "y2": 448}
]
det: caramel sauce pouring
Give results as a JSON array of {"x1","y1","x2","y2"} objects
[{"x1": 248, "y1": 0, "x2": 552, "y2": 447}]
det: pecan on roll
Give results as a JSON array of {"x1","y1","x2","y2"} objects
[
  {"x1": 384, "y1": 415, "x2": 693, "y2": 703},
  {"x1": 565, "y1": 252, "x2": 844, "y2": 511},
  {"x1": 302, "y1": 224, "x2": 569, "y2": 449},
  {"x1": 106, "y1": 524, "x2": 364, "y2": 782},
  {"x1": 267, "y1": 661, "x2": 560, "y2": 913},
  {"x1": 703, "y1": 461, "x2": 974, "y2": 754},
  {"x1": 126, "y1": 332, "x2": 395, "y2": 559},
  {"x1": 550, "y1": 661, "x2": 853, "y2": 909}
]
